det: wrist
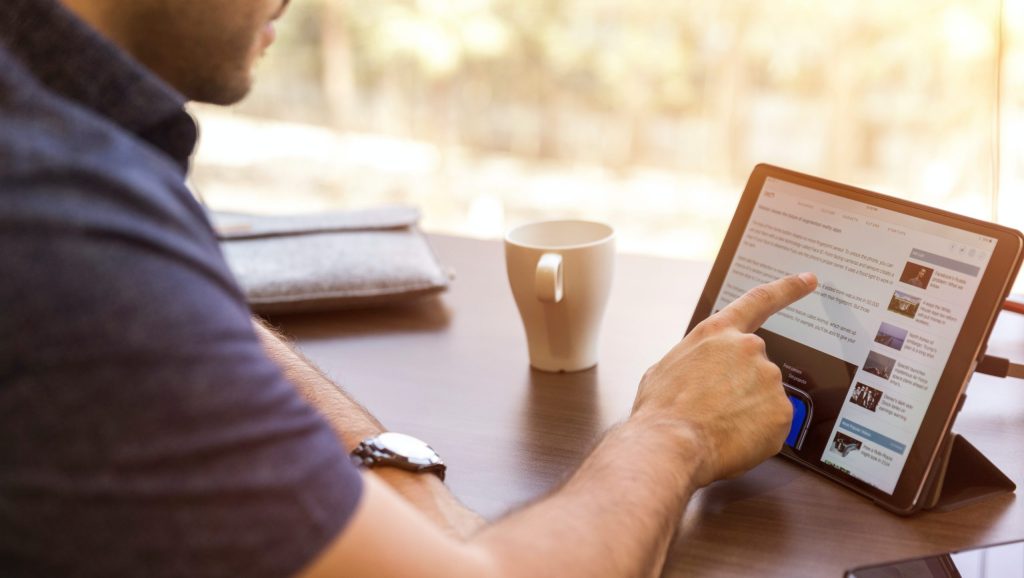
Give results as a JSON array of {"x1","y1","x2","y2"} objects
[
  {"x1": 351, "y1": 432, "x2": 447, "y2": 481},
  {"x1": 339, "y1": 423, "x2": 384, "y2": 453},
  {"x1": 370, "y1": 468, "x2": 486, "y2": 538},
  {"x1": 372, "y1": 465, "x2": 447, "y2": 492},
  {"x1": 626, "y1": 409, "x2": 712, "y2": 490}
]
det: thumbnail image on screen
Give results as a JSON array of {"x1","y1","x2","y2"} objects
[
  {"x1": 899, "y1": 262, "x2": 934, "y2": 290},
  {"x1": 887, "y1": 290, "x2": 922, "y2": 320},
  {"x1": 873, "y1": 322, "x2": 908, "y2": 351},
  {"x1": 849, "y1": 383, "x2": 882, "y2": 412},
  {"x1": 862, "y1": 351, "x2": 897, "y2": 381},
  {"x1": 830, "y1": 432, "x2": 863, "y2": 458}
]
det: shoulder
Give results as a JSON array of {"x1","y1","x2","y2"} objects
[
  {"x1": 0, "y1": 40, "x2": 235, "y2": 311},
  {"x1": 0, "y1": 42, "x2": 247, "y2": 369},
  {"x1": 0, "y1": 42, "x2": 199, "y2": 229},
  {"x1": 0, "y1": 50, "x2": 364, "y2": 577}
]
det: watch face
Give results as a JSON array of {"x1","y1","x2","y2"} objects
[{"x1": 377, "y1": 432, "x2": 437, "y2": 461}]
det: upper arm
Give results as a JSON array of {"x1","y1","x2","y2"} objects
[{"x1": 299, "y1": 474, "x2": 498, "y2": 578}]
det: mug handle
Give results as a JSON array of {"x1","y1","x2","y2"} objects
[{"x1": 535, "y1": 253, "x2": 564, "y2": 303}]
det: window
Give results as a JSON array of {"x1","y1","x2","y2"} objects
[{"x1": 191, "y1": 0, "x2": 1024, "y2": 290}]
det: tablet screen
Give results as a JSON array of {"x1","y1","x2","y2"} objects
[{"x1": 713, "y1": 176, "x2": 997, "y2": 494}]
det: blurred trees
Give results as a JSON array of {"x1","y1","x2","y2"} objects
[{"x1": 237, "y1": 0, "x2": 1002, "y2": 204}]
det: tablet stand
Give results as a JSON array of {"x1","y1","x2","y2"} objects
[{"x1": 920, "y1": 433, "x2": 1015, "y2": 512}]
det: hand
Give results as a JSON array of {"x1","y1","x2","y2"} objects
[{"x1": 631, "y1": 273, "x2": 817, "y2": 488}]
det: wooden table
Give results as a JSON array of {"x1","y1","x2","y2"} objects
[{"x1": 274, "y1": 235, "x2": 1024, "y2": 578}]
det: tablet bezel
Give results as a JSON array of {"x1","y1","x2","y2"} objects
[{"x1": 686, "y1": 164, "x2": 1024, "y2": 514}]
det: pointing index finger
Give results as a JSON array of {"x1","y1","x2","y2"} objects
[{"x1": 717, "y1": 273, "x2": 818, "y2": 333}]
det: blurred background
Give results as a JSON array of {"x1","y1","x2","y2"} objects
[{"x1": 190, "y1": 0, "x2": 1024, "y2": 287}]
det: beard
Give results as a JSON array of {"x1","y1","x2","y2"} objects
[{"x1": 118, "y1": 0, "x2": 272, "y2": 104}]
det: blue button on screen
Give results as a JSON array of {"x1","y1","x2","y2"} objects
[{"x1": 786, "y1": 395, "x2": 809, "y2": 448}]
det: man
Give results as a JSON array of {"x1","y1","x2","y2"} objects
[
  {"x1": 908, "y1": 267, "x2": 930, "y2": 289},
  {"x1": 0, "y1": 0, "x2": 817, "y2": 576}
]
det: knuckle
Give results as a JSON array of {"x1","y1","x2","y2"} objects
[
  {"x1": 697, "y1": 315, "x2": 727, "y2": 335},
  {"x1": 776, "y1": 389, "x2": 793, "y2": 414},
  {"x1": 760, "y1": 360, "x2": 782, "y2": 383},
  {"x1": 778, "y1": 275, "x2": 812, "y2": 304},
  {"x1": 776, "y1": 394, "x2": 794, "y2": 426},
  {"x1": 738, "y1": 333, "x2": 765, "y2": 353},
  {"x1": 745, "y1": 285, "x2": 776, "y2": 308},
  {"x1": 640, "y1": 364, "x2": 657, "y2": 383}
]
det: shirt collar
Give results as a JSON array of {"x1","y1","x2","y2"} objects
[{"x1": 0, "y1": 0, "x2": 198, "y2": 173}]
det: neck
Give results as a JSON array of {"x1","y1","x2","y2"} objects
[{"x1": 58, "y1": 0, "x2": 128, "y2": 53}]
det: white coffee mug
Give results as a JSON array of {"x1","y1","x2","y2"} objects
[{"x1": 505, "y1": 220, "x2": 615, "y2": 372}]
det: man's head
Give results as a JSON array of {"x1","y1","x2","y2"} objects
[{"x1": 60, "y1": 0, "x2": 290, "y2": 104}]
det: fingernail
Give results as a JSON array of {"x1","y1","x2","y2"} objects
[{"x1": 798, "y1": 272, "x2": 817, "y2": 288}]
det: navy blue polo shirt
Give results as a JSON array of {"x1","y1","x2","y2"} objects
[{"x1": 0, "y1": 1, "x2": 362, "y2": 576}]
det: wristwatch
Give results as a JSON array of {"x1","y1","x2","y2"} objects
[{"x1": 350, "y1": 432, "x2": 447, "y2": 481}]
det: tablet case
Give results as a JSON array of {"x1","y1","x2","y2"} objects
[
  {"x1": 918, "y1": 432, "x2": 1015, "y2": 513},
  {"x1": 211, "y1": 207, "x2": 452, "y2": 314}
]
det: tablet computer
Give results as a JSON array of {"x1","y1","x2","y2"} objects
[{"x1": 686, "y1": 164, "x2": 1024, "y2": 514}]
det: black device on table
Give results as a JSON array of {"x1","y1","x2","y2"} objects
[
  {"x1": 846, "y1": 538, "x2": 1024, "y2": 577},
  {"x1": 687, "y1": 164, "x2": 1024, "y2": 514}
]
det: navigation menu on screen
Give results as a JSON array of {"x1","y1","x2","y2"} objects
[{"x1": 714, "y1": 177, "x2": 996, "y2": 493}]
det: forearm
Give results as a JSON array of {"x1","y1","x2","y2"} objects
[
  {"x1": 476, "y1": 412, "x2": 701, "y2": 578},
  {"x1": 252, "y1": 317, "x2": 485, "y2": 538},
  {"x1": 252, "y1": 317, "x2": 381, "y2": 451},
  {"x1": 302, "y1": 275, "x2": 813, "y2": 578},
  {"x1": 308, "y1": 413, "x2": 702, "y2": 578}
]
